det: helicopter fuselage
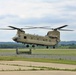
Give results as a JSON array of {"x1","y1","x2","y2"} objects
[{"x1": 13, "y1": 30, "x2": 60, "y2": 47}]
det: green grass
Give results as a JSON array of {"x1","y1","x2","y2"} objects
[
  {"x1": 0, "y1": 49, "x2": 15, "y2": 52},
  {"x1": 29, "y1": 66, "x2": 76, "y2": 71}
]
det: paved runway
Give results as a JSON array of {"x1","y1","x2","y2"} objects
[{"x1": 0, "y1": 52, "x2": 76, "y2": 61}]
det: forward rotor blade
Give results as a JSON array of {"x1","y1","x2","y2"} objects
[
  {"x1": 8, "y1": 26, "x2": 20, "y2": 30},
  {"x1": 0, "y1": 28, "x2": 14, "y2": 30},
  {"x1": 22, "y1": 27, "x2": 39, "y2": 29},
  {"x1": 8, "y1": 26, "x2": 24, "y2": 31},
  {"x1": 9, "y1": 26, "x2": 37, "y2": 30}
]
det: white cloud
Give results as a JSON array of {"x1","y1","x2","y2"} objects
[
  {"x1": 0, "y1": 0, "x2": 54, "y2": 18},
  {"x1": 0, "y1": 0, "x2": 76, "y2": 41}
]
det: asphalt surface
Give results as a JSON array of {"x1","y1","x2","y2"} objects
[{"x1": 0, "y1": 52, "x2": 76, "y2": 61}]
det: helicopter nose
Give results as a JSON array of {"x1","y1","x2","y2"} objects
[{"x1": 12, "y1": 37, "x2": 18, "y2": 41}]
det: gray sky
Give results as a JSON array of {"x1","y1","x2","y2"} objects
[{"x1": 0, "y1": 0, "x2": 76, "y2": 42}]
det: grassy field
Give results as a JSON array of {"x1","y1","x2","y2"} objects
[{"x1": 0, "y1": 49, "x2": 76, "y2": 65}]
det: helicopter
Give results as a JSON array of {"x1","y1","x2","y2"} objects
[{"x1": 0, "y1": 25, "x2": 73, "y2": 49}]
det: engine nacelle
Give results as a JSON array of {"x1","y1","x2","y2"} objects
[{"x1": 47, "y1": 31, "x2": 60, "y2": 42}]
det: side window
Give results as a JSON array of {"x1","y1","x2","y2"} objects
[
  {"x1": 31, "y1": 37, "x2": 33, "y2": 39},
  {"x1": 24, "y1": 36, "x2": 27, "y2": 39}
]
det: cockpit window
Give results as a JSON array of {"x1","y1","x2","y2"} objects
[{"x1": 24, "y1": 36, "x2": 27, "y2": 39}]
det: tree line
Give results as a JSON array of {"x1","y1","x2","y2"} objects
[
  {"x1": 59, "y1": 43, "x2": 76, "y2": 49},
  {"x1": 0, "y1": 42, "x2": 76, "y2": 49},
  {"x1": 0, "y1": 42, "x2": 26, "y2": 48}
]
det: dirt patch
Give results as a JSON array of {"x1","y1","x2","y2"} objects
[
  {"x1": 0, "y1": 61, "x2": 76, "y2": 75},
  {"x1": 0, "y1": 61, "x2": 76, "y2": 70},
  {"x1": 0, "y1": 71, "x2": 76, "y2": 75}
]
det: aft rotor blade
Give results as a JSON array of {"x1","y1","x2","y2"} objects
[
  {"x1": 54, "y1": 25, "x2": 68, "y2": 30},
  {"x1": 23, "y1": 25, "x2": 69, "y2": 30},
  {"x1": 58, "y1": 29, "x2": 73, "y2": 31}
]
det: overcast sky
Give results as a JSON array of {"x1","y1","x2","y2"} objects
[{"x1": 0, "y1": 0, "x2": 76, "y2": 42}]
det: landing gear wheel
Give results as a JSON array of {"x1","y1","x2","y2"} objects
[
  {"x1": 32, "y1": 45, "x2": 35, "y2": 48},
  {"x1": 46, "y1": 46, "x2": 49, "y2": 49},
  {"x1": 26, "y1": 45, "x2": 29, "y2": 48},
  {"x1": 53, "y1": 46, "x2": 55, "y2": 49}
]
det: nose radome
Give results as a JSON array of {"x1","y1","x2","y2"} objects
[{"x1": 12, "y1": 37, "x2": 18, "y2": 41}]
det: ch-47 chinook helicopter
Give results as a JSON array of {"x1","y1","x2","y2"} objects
[{"x1": 0, "y1": 25, "x2": 73, "y2": 49}]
